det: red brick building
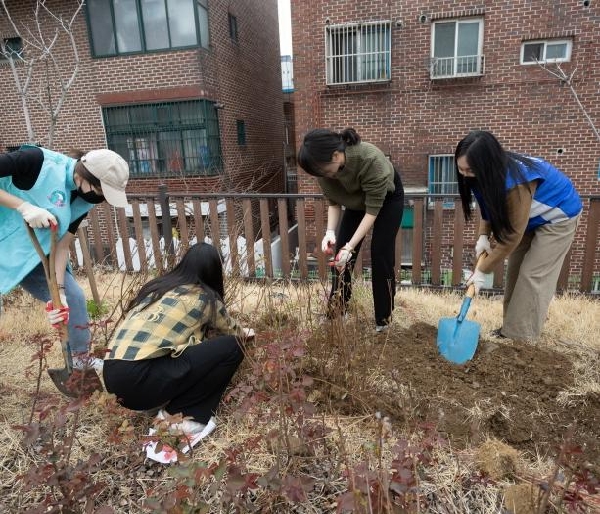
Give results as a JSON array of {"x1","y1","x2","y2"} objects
[
  {"x1": 0, "y1": 0, "x2": 285, "y2": 196},
  {"x1": 291, "y1": 0, "x2": 599, "y2": 281}
]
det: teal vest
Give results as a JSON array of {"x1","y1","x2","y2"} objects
[{"x1": 0, "y1": 147, "x2": 95, "y2": 294}]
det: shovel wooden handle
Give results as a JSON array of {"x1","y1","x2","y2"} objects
[
  {"x1": 25, "y1": 223, "x2": 70, "y2": 367},
  {"x1": 466, "y1": 252, "x2": 488, "y2": 298}
]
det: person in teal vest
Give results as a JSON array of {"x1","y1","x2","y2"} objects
[{"x1": 0, "y1": 145, "x2": 130, "y2": 373}]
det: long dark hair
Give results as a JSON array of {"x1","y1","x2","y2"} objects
[
  {"x1": 297, "y1": 128, "x2": 361, "y2": 177},
  {"x1": 74, "y1": 160, "x2": 102, "y2": 189},
  {"x1": 455, "y1": 130, "x2": 534, "y2": 243},
  {"x1": 126, "y1": 242, "x2": 225, "y2": 312}
]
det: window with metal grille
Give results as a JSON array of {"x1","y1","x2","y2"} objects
[
  {"x1": 103, "y1": 100, "x2": 223, "y2": 178},
  {"x1": 430, "y1": 18, "x2": 484, "y2": 79},
  {"x1": 521, "y1": 39, "x2": 571, "y2": 65},
  {"x1": 325, "y1": 21, "x2": 392, "y2": 85},
  {"x1": 87, "y1": 0, "x2": 209, "y2": 57},
  {"x1": 428, "y1": 155, "x2": 458, "y2": 208},
  {"x1": 0, "y1": 37, "x2": 23, "y2": 62}
]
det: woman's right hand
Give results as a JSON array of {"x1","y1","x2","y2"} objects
[
  {"x1": 17, "y1": 201, "x2": 57, "y2": 228},
  {"x1": 321, "y1": 229, "x2": 336, "y2": 254}
]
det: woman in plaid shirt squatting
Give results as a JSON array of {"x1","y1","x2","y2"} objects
[{"x1": 103, "y1": 242, "x2": 253, "y2": 447}]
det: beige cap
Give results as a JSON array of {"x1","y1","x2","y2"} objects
[{"x1": 81, "y1": 149, "x2": 130, "y2": 208}]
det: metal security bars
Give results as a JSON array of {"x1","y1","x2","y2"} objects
[
  {"x1": 103, "y1": 100, "x2": 223, "y2": 178},
  {"x1": 428, "y1": 155, "x2": 458, "y2": 207},
  {"x1": 325, "y1": 21, "x2": 392, "y2": 85}
]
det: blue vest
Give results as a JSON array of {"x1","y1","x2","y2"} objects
[
  {"x1": 474, "y1": 157, "x2": 582, "y2": 232},
  {"x1": 0, "y1": 147, "x2": 95, "y2": 294}
]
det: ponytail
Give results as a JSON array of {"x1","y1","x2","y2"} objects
[{"x1": 340, "y1": 128, "x2": 361, "y2": 146}]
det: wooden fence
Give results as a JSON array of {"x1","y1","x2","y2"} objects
[{"x1": 77, "y1": 188, "x2": 600, "y2": 295}]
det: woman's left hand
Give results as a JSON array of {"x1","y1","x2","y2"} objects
[
  {"x1": 334, "y1": 244, "x2": 354, "y2": 271},
  {"x1": 466, "y1": 268, "x2": 489, "y2": 294}
]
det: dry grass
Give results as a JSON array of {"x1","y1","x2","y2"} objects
[{"x1": 0, "y1": 271, "x2": 598, "y2": 512}]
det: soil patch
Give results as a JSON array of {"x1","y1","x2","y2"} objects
[{"x1": 308, "y1": 321, "x2": 599, "y2": 474}]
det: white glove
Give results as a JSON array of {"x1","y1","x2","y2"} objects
[
  {"x1": 466, "y1": 269, "x2": 489, "y2": 294},
  {"x1": 475, "y1": 235, "x2": 492, "y2": 258},
  {"x1": 242, "y1": 327, "x2": 255, "y2": 339},
  {"x1": 321, "y1": 229, "x2": 336, "y2": 254},
  {"x1": 17, "y1": 201, "x2": 57, "y2": 228},
  {"x1": 334, "y1": 244, "x2": 354, "y2": 272},
  {"x1": 46, "y1": 292, "x2": 69, "y2": 327}
]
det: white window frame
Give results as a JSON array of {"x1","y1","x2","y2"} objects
[
  {"x1": 325, "y1": 21, "x2": 392, "y2": 85},
  {"x1": 428, "y1": 154, "x2": 458, "y2": 208},
  {"x1": 520, "y1": 39, "x2": 572, "y2": 65},
  {"x1": 430, "y1": 18, "x2": 484, "y2": 79}
]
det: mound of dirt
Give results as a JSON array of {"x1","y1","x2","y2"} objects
[{"x1": 309, "y1": 321, "x2": 599, "y2": 475}]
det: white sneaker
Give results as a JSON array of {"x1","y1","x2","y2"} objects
[
  {"x1": 145, "y1": 415, "x2": 217, "y2": 464},
  {"x1": 375, "y1": 325, "x2": 389, "y2": 333},
  {"x1": 72, "y1": 355, "x2": 104, "y2": 373},
  {"x1": 156, "y1": 409, "x2": 206, "y2": 435}
]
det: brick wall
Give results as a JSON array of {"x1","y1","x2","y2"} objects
[
  {"x1": 0, "y1": 0, "x2": 285, "y2": 196},
  {"x1": 292, "y1": 0, "x2": 600, "y2": 278}
]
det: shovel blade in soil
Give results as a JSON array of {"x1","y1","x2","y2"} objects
[
  {"x1": 437, "y1": 316, "x2": 480, "y2": 364},
  {"x1": 48, "y1": 368, "x2": 104, "y2": 398}
]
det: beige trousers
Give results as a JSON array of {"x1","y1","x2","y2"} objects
[{"x1": 502, "y1": 215, "x2": 579, "y2": 340}]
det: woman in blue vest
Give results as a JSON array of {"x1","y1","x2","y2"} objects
[
  {"x1": 456, "y1": 130, "x2": 582, "y2": 340},
  {"x1": 0, "y1": 146, "x2": 130, "y2": 372}
]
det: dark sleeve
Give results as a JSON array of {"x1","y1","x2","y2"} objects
[
  {"x1": 68, "y1": 213, "x2": 87, "y2": 235},
  {"x1": 0, "y1": 147, "x2": 44, "y2": 190}
]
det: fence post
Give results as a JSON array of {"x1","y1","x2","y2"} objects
[
  {"x1": 581, "y1": 197, "x2": 600, "y2": 293},
  {"x1": 159, "y1": 184, "x2": 175, "y2": 268},
  {"x1": 76, "y1": 219, "x2": 101, "y2": 306}
]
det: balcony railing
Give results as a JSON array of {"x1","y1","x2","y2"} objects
[{"x1": 430, "y1": 54, "x2": 485, "y2": 79}]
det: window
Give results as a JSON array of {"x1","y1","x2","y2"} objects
[
  {"x1": 325, "y1": 21, "x2": 391, "y2": 85},
  {"x1": 428, "y1": 155, "x2": 458, "y2": 207},
  {"x1": 87, "y1": 0, "x2": 209, "y2": 57},
  {"x1": 236, "y1": 120, "x2": 246, "y2": 146},
  {"x1": 521, "y1": 39, "x2": 571, "y2": 64},
  {"x1": 0, "y1": 37, "x2": 23, "y2": 62},
  {"x1": 228, "y1": 13, "x2": 238, "y2": 42},
  {"x1": 103, "y1": 100, "x2": 223, "y2": 177},
  {"x1": 430, "y1": 18, "x2": 484, "y2": 79}
]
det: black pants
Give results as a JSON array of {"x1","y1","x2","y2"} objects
[
  {"x1": 103, "y1": 335, "x2": 244, "y2": 424},
  {"x1": 329, "y1": 171, "x2": 404, "y2": 326}
]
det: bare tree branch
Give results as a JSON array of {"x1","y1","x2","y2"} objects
[
  {"x1": 0, "y1": 0, "x2": 85, "y2": 148},
  {"x1": 537, "y1": 60, "x2": 600, "y2": 144}
]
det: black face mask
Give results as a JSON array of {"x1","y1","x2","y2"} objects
[
  {"x1": 77, "y1": 187, "x2": 105, "y2": 204},
  {"x1": 464, "y1": 177, "x2": 479, "y2": 189}
]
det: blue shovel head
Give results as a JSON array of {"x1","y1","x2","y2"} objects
[{"x1": 437, "y1": 297, "x2": 481, "y2": 364}]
